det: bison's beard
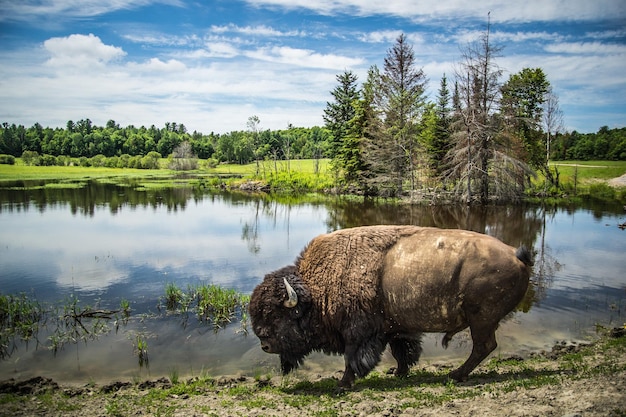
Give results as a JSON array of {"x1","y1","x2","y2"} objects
[{"x1": 280, "y1": 351, "x2": 308, "y2": 375}]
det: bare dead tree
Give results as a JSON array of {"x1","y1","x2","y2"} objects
[
  {"x1": 170, "y1": 141, "x2": 198, "y2": 170},
  {"x1": 447, "y1": 13, "x2": 533, "y2": 204},
  {"x1": 542, "y1": 87, "x2": 564, "y2": 188}
]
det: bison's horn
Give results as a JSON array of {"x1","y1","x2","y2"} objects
[{"x1": 283, "y1": 278, "x2": 298, "y2": 308}]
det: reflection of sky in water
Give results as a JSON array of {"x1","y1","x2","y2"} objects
[
  {"x1": 0, "y1": 196, "x2": 328, "y2": 299},
  {"x1": 1, "y1": 194, "x2": 625, "y2": 383},
  {"x1": 543, "y1": 208, "x2": 625, "y2": 289}
]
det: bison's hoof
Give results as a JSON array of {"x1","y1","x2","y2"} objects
[
  {"x1": 389, "y1": 367, "x2": 409, "y2": 378},
  {"x1": 448, "y1": 370, "x2": 467, "y2": 382}
]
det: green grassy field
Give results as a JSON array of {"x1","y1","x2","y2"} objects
[
  {"x1": 0, "y1": 164, "x2": 171, "y2": 181},
  {"x1": 0, "y1": 158, "x2": 332, "y2": 181},
  {"x1": 212, "y1": 158, "x2": 331, "y2": 176},
  {"x1": 550, "y1": 160, "x2": 626, "y2": 182},
  {"x1": 1, "y1": 159, "x2": 624, "y2": 199}
]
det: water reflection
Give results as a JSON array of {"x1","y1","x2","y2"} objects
[{"x1": 0, "y1": 179, "x2": 624, "y2": 383}]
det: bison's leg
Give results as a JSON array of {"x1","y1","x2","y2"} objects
[
  {"x1": 449, "y1": 324, "x2": 497, "y2": 381},
  {"x1": 339, "y1": 357, "x2": 356, "y2": 388},
  {"x1": 339, "y1": 334, "x2": 386, "y2": 388},
  {"x1": 389, "y1": 333, "x2": 423, "y2": 377}
]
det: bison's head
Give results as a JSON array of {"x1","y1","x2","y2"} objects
[{"x1": 249, "y1": 265, "x2": 314, "y2": 374}]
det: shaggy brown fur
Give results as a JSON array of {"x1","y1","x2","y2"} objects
[
  {"x1": 249, "y1": 225, "x2": 532, "y2": 388},
  {"x1": 296, "y1": 226, "x2": 417, "y2": 319}
]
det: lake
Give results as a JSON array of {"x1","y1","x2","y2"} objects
[{"x1": 0, "y1": 179, "x2": 625, "y2": 384}]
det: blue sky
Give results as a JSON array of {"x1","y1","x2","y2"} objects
[{"x1": 1, "y1": 0, "x2": 624, "y2": 135}]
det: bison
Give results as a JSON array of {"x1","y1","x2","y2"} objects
[{"x1": 249, "y1": 225, "x2": 532, "y2": 388}]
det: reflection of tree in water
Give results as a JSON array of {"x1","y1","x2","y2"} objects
[
  {"x1": 325, "y1": 199, "x2": 559, "y2": 312},
  {"x1": 0, "y1": 179, "x2": 204, "y2": 215},
  {"x1": 240, "y1": 196, "x2": 302, "y2": 255},
  {"x1": 532, "y1": 206, "x2": 563, "y2": 304},
  {"x1": 241, "y1": 199, "x2": 262, "y2": 254}
]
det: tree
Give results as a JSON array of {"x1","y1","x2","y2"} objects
[
  {"x1": 542, "y1": 87, "x2": 564, "y2": 186},
  {"x1": 430, "y1": 74, "x2": 453, "y2": 180},
  {"x1": 323, "y1": 70, "x2": 360, "y2": 181},
  {"x1": 501, "y1": 68, "x2": 550, "y2": 168},
  {"x1": 448, "y1": 13, "x2": 533, "y2": 203},
  {"x1": 365, "y1": 34, "x2": 427, "y2": 196},
  {"x1": 169, "y1": 141, "x2": 198, "y2": 170},
  {"x1": 247, "y1": 115, "x2": 261, "y2": 175}
]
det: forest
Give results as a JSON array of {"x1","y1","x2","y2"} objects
[{"x1": 1, "y1": 30, "x2": 625, "y2": 202}]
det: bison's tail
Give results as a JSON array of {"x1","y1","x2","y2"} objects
[{"x1": 515, "y1": 245, "x2": 533, "y2": 266}]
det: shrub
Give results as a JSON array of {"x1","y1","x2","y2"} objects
[
  {"x1": 0, "y1": 154, "x2": 16, "y2": 165},
  {"x1": 21, "y1": 150, "x2": 40, "y2": 166},
  {"x1": 90, "y1": 154, "x2": 106, "y2": 167},
  {"x1": 117, "y1": 154, "x2": 131, "y2": 168},
  {"x1": 141, "y1": 151, "x2": 162, "y2": 169},
  {"x1": 104, "y1": 156, "x2": 119, "y2": 168},
  {"x1": 40, "y1": 154, "x2": 58, "y2": 166}
]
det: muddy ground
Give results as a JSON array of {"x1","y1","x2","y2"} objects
[
  {"x1": 1, "y1": 332, "x2": 625, "y2": 417},
  {"x1": 1, "y1": 174, "x2": 625, "y2": 417}
]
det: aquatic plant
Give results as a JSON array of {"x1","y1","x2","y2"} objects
[
  {"x1": 163, "y1": 283, "x2": 184, "y2": 311},
  {"x1": 0, "y1": 292, "x2": 44, "y2": 359},
  {"x1": 134, "y1": 334, "x2": 149, "y2": 368}
]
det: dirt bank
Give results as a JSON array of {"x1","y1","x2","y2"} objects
[
  {"x1": 608, "y1": 173, "x2": 626, "y2": 187},
  {"x1": 1, "y1": 331, "x2": 625, "y2": 417}
]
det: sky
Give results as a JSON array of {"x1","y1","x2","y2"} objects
[{"x1": 0, "y1": 0, "x2": 625, "y2": 135}]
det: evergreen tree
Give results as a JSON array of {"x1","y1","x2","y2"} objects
[
  {"x1": 431, "y1": 74, "x2": 452, "y2": 179},
  {"x1": 365, "y1": 34, "x2": 427, "y2": 196},
  {"x1": 323, "y1": 70, "x2": 360, "y2": 181}
]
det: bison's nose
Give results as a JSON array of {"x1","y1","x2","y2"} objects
[{"x1": 260, "y1": 341, "x2": 271, "y2": 352}]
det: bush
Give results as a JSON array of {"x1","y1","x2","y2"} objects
[
  {"x1": 56, "y1": 155, "x2": 72, "y2": 166},
  {"x1": 266, "y1": 171, "x2": 334, "y2": 192},
  {"x1": 21, "y1": 150, "x2": 40, "y2": 166},
  {"x1": 90, "y1": 154, "x2": 106, "y2": 167},
  {"x1": 0, "y1": 154, "x2": 16, "y2": 165},
  {"x1": 585, "y1": 183, "x2": 616, "y2": 201},
  {"x1": 79, "y1": 157, "x2": 91, "y2": 167},
  {"x1": 104, "y1": 156, "x2": 119, "y2": 168},
  {"x1": 117, "y1": 154, "x2": 131, "y2": 168},
  {"x1": 141, "y1": 151, "x2": 162, "y2": 169},
  {"x1": 40, "y1": 154, "x2": 58, "y2": 166}
]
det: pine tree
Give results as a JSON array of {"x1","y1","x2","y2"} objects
[
  {"x1": 365, "y1": 34, "x2": 427, "y2": 196},
  {"x1": 431, "y1": 74, "x2": 452, "y2": 179},
  {"x1": 323, "y1": 70, "x2": 360, "y2": 181}
]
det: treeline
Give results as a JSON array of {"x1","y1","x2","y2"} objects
[
  {"x1": 550, "y1": 127, "x2": 626, "y2": 161},
  {"x1": 2, "y1": 29, "x2": 626, "y2": 202},
  {"x1": 0, "y1": 119, "x2": 331, "y2": 165},
  {"x1": 322, "y1": 31, "x2": 625, "y2": 202}
]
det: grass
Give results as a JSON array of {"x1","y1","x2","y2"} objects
[
  {"x1": 0, "y1": 292, "x2": 44, "y2": 359},
  {"x1": 0, "y1": 332, "x2": 624, "y2": 416},
  {"x1": 550, "y1": 160, "x2": 626, "y2": 181},
  {"x1": 161, "y1": 283, "x2": 250, "y2": 330},
  {"x1": 0, "y1": 163, "x2": 171, "y2": 181},
  {"x1": 2, "y1": 158, "x2": 624, "y2": 201},
  {"x1": 1, "y1": 283, "x2": 250, "y2": 366}
]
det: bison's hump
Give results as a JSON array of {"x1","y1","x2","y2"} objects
[{"x1": 295, "y1": 226, "x2": 420, "y2": 317}]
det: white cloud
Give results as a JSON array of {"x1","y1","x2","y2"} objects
[
  {"x1": 544, "y1": 41, "x2": 626, "y2": 55},
  {"x1": 244, "y1": 0, "x2": 626, "y2": 22},
  {"x1": 246, "y1": 46, "x2": 364, "y2": 69},
  {"x1": 122, "y1": 32, "x2": 201, "y2": 47},
  {"x1": 204, "y1": 42, "x2": 241, "y2": 58},
  {"x1": 359, "y1": 30, "x2": 403, "y2": 44},
  {"x1": 0, "y1": 0, "x2": 184, "y2": 22},
  {"x1": 128, "y1": 57, "x2": 187, "y2": 73},
  {"x1": 44, "y1": 33, "x2": 126, "y2": 68},
  {"x1": 210, "y1": 24, "x2": 305, "y2": 38}
]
